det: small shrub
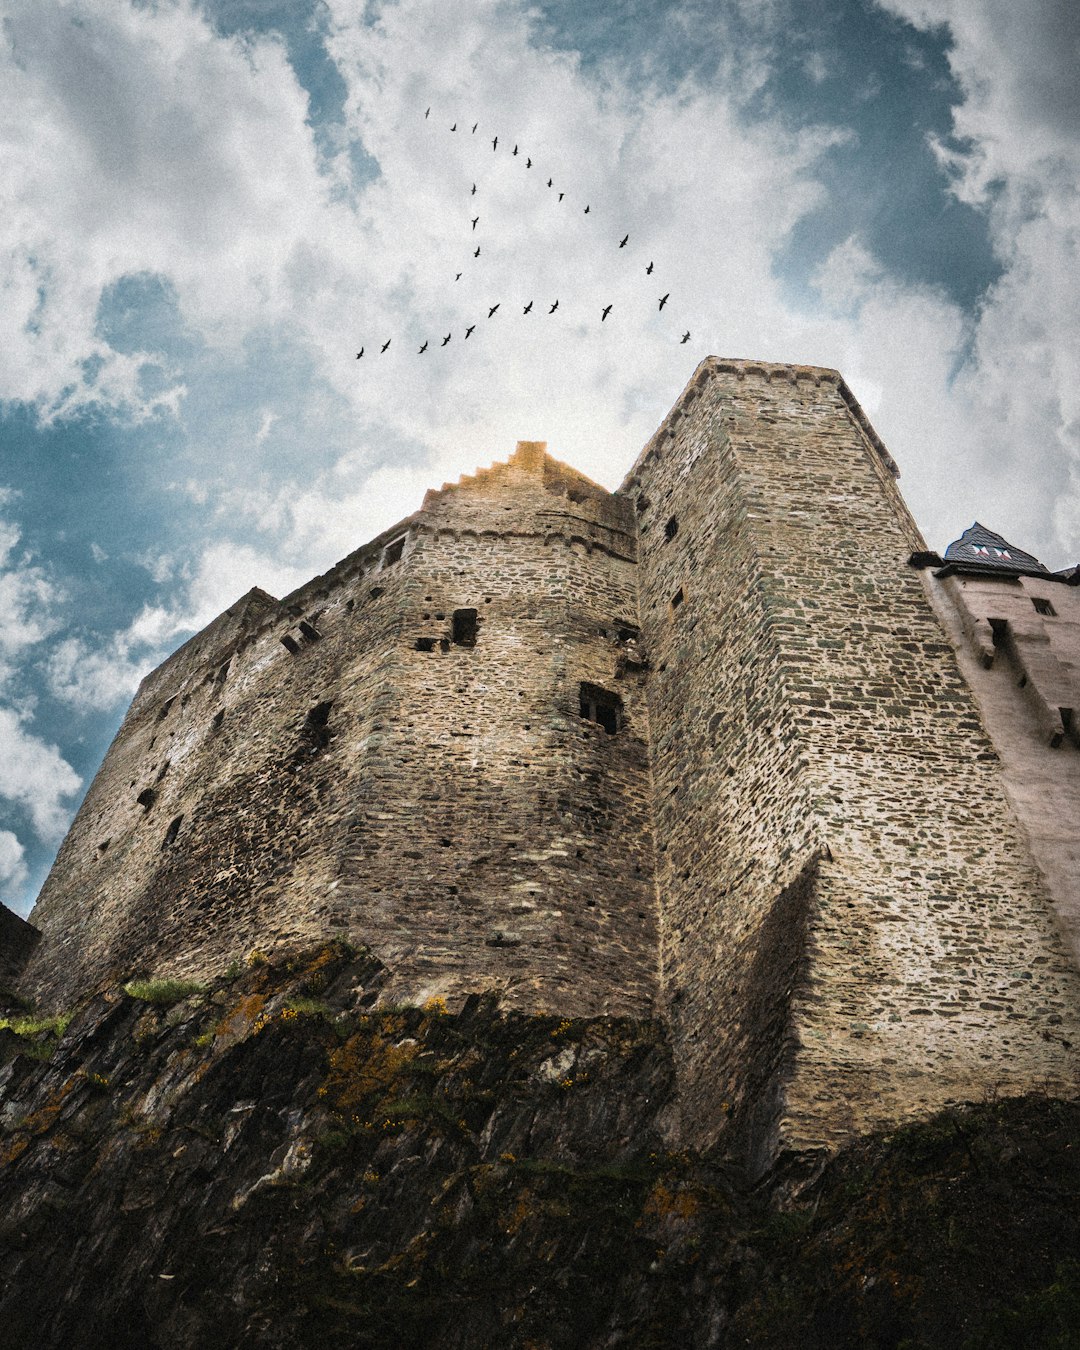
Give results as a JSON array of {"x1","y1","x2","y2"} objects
[
  {"x1": 283, "y1": 996, "x2": 333, "y2": 1019},
  {"x1": 123, "y1": 978, "x2": 207, "y2": 1006},
  {"x1": 245, "y1": 949, "x2": 269, "y2": 968},
  {"x1": 0, "y1": 1012, "x2": 73, "y2": 1040}
]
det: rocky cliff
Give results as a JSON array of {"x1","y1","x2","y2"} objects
[{"x1": 2, "y1": 942, "x2": 1079, "y2": 1348}]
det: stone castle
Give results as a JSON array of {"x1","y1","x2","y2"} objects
[{"x1": 9, "y1": 357, "x2": 1080, "y2": 1170}]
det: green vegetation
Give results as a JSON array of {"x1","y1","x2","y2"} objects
[
  {"x1": 123, "y1": 977, "x2": 207, "y2": 1005},
  {"x1": 0, "y1": 1011, "x2": 72, "y2": 1039}
]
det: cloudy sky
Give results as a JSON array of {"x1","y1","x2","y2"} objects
[{"x1": 1, "y1": 0, "x2": 1078, "y2": 916}]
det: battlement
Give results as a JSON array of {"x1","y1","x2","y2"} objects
[{"x1": 19, "y1": 359, "x2": 1080, "y2": 1169}]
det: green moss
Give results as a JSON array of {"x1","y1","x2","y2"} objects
[
  {"x1": 123, "y1": 978, "x2": 207, "y2": 1006},
  {"x1": 0, "y1": 1011, "x2": 73, "y2": 1039}
]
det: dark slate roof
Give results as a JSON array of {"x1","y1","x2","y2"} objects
[{"x1": 942, "y1": 523, "x2": 1048, "y2": 576}]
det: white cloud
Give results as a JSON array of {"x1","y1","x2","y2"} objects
[
  {"x1": 868, "y1": 0, "x2": 1080, "y2": 563},
  {"x1": 0, "y1": 707, "x2": 81, "y2": 841},
  {"x1": 0, "y1": 507, "x2": 61, "y2": 669},
  {"x1": 0, "y1": 830, "x2": 30, "y2": 908}
]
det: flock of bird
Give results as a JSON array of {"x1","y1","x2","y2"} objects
[{"x1": 355, "y1": 111, "x2": 689, "y2": 360}]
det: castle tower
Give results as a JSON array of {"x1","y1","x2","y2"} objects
[
  {"x1": 15, "y1": 358, "x2": 1080, "y2": 1168},
  {"x1": 626, "y1": 358, "x2": 1080, "y2": 1165},
  {"x1": 20, "y1": 443, "x2": 658, "y2": 1016}
]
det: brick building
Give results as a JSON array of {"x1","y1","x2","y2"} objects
[{"x1": 10, "y1": 357, "x2": 1080, "y2": 1167}]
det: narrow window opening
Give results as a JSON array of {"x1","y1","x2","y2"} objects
[
  {"x1": 299, "y1": 620, "x2": 322, "y2": 642},
  {"x1": 452, "y1": 608, "x2": 478, "y2": 647},
  {"x1": 414, "y1": 637, "x2": 437, "y2": 652},
  {"x1": 211, "y1": 709, "x2": 225, "y2": 731},
  {"x1": 136, "y1": 787, "x2": 157, "y2": 811},
  {"x1": 439, "y1": 638, "x2": 451, "y2": 653},
  {"x1": 1032, "y1": 596, "x2": 1056, "y2": 616},
  {"x1": 664, "y1": 515, "x2": 679, "y2": 541},
  {"x1": 301, "y1": 701, "x2": 333, "y2": 752},
  {"x1": 370, "y1": 586, "x2": 385, "y2": 600},
  {"x1": 346, "y1": 599, "x2": 355, "y2": 612},
  {"x1": 156, "y1": 695, "x2": 176, "y2": 722},
  {"x1": 162, "y1": 815, "x2": 184, "y2": 850},
  {"x1": 988, "y1": 617, "x2": 1008, "y2": 648},
  {"x1": 671, "y1": 587, "x2": 685, "y2": 611},
  {"x1": 383, "y1": 537, "x2": 406, "y2": 567},
  {"x1": 97, "y1": 839, "x2": 110, "y2": 855},
  {"x1": 280, "y1": 634, "x2": 301, "y2": 655},
  {"x1": 616, "y1": 623, "x2": 640, "y2": 644},
  {"x1": 579, "y1": 681, "x2": 623, "y2": 735}
]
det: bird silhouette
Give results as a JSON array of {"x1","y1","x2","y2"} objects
[
  {"x1": 488, "y1": 304, "x2": 500, "y2": 317},
  {"x1": 659, "y1": 293, "x2": 669, "y2": 310},
  {"x1": 455, "y1": 272, "x2": 462, "y2": 281},
  {"x1": 549, "y1": 300, "x2": 559, "y2": 313},
  {"x1": 646, "y1": 261, "x2": 654, "y2": 275},
  {"x1": 471, "y1": 183, "x2": 476, "y2": 195},
  {"x1": 512, "y1": 145, "x2": 518, "y2": 156},
  {"x1": 472, "y1": 123, "x2": 478, "y2": 132},
  {"x1": 425, "y1": 108, "x2": 430, "y2": 119},
  {"x1": 474, "y1": 246, "x2": 480, "y2": 257},
  {"x1": 450, "y1": 123, "x2": 456, "y2": 131},
  {"x1": 441, "y1": 333, "x2": 452, "y2": 346},
  {"x1": 492, "y1": 136, "x2": 498, "y2": 150},
  {"x1": 619, "y1": 234, "x2": 629, "y2": 248},
  {"x1": 419, "y1": 341, "x2": 428, "y2": 353},
  {"x1": 465, "y1": 325, "x2": 475, "y2": 339},
  {"x1": 526, "y1": 158, "x2": 532, "y2": 167},
  {"x1": 584, "y1": 205, "x2": 590, "y2": 214},
  {"x1": 472, "y1": 216, "x2": 479, "y2": 230},
  {"x1": 602, "y1": 304, "x2": 612, "y2": 321},
  {"x1": 547, "y1": 178, "x2": 552, "y2": 187},
  {"x1": 681, "y1": 332, "x2": 690, "y2": 343},
  {"x1": 356, "y1": 348, "x2": 364, "y2": 358},
  {"x1": 381, "y1": 339, "x2": 391, "y2": 353},
  {"x1": 558, "y1": 192, "x2": 564, "y2": 201},
  {"x1": 523, "y1": 301, "x2": 533, "y2": 314}
]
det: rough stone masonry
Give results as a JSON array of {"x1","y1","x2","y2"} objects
[{"x1": 12, "y1": 357, "x2": 1080, "y2": 1169}]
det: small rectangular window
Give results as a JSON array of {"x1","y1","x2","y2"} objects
[
  {"x1": 579, "y1": 682, "x2": 623, "y2": 735},
  {"x1": 452, "y1": 608, "x2": 478, "y2": 647},
  {"x1": 1032, "y1": 596, "x2": 1056, "y2": 616},
  {"x1": 383, "y1": 537, "x2": 406, "y2": 567},
  {"x1": 671, "y1": 586, "x2": 685, "y2": 611}
]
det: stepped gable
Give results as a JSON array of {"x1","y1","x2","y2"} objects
[{"x1": 943, "y1": 522, "x2": 1049, "y2": 577}]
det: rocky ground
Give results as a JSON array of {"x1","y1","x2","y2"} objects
[{"x1": 1, "y1": 941, "x2": 1078, "y2": 1348}]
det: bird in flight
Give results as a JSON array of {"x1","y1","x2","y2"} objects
[
  {"x1": 547, "y1": 178, "x2": 552, "y2": 187},
  {"x1": 619, "y1": 234, "x2": 629, "y2": 248},
  {"x1": 419, "y1": 341, "x2": 428, "y2": 353},
  {"x1": 646, "y1": 261, "x2": 654, "y2": 275},
  {"x1": 356, "y1": 347, "x2": 364, "y2": 359},
  {"x1": 558, "y1": 192, "x2": 564, "y2": 201},
  {"x1": 450, "y1": 123, "x2": 456, "y2": 131},
  {"x1": 465, "y1": 325, "x2": 475, "y2": 339},
  {"x1": 425, "y1": 107, "x2": 430, "y2": 119},
  {"x1": 681, "y1": 331, "x2": 690, "y2": 343},
  {"x1": 472, "y1": 123, "x2": 478, "y2": 133},
  {"x1": 659, "y1": 293, "x2": 669, "y2": 310},
  {"x1": 584, "y1": 205, "x2": 590, "y2": 214},
  {"x1": 526, "y1": 158, "x2": 532, "y2": 167},
  {"x1": 474, "y1": 246, "x2": 480, "y2": 257},
  {"x1": 513, "y1": 145, "x2": 518, "y2": 156},
  {"x1": 523, "y1": 301, "x2": 533, "y2": 314},
  {"x1": 492, "y1": 136, "x2": 498, "y2": 150},
  {"x1": 455, "y1": 272, "x2": 462, "y2": 281},
  {"x1": 549, "y1": 299, "x2": 559, "y2": 313},
  {"x1": 441, "y1": 333, "x2": 452, "y2": 346},
  {"x1": 472, "y1": 216, "x2": 479, "y2": 230},
  {"x1": 381, "y1": 339, "x2": 391, "y2": 353},
  {"x1": 488, "y1": 303, "x2": 500, "y2": 317},
  {"x1": 601, "y1": 304, "x2": 612, "y2": 321},
  {"x1": 471, "y1": 183, "x2": 476, "y2": 195}
]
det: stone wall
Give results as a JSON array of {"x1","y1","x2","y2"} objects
[
  {"x1": 0, "y1": 903, "x2": 38, "y2": 991},
  {"x1": 625, "y1": 357, "x2": 1080, "y2": 1163},
  {"x1": 918, "y1": 563, "x2": 1080, "y2": 966},
  {"x1": 21, "y1": 444, "x2": 659, "y2": 1020}
]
